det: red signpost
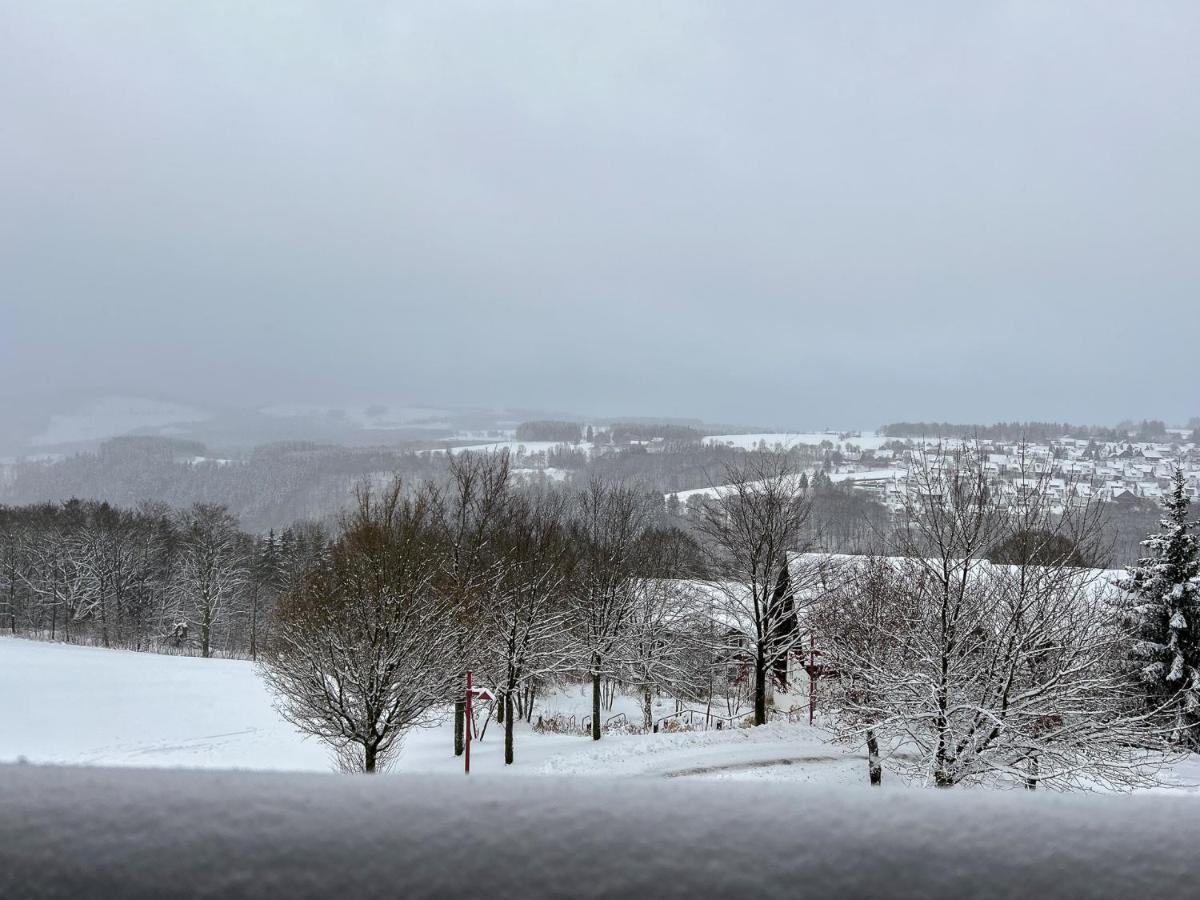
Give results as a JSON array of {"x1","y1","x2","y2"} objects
[{"x1": 463, "y1": 671, "x2": 495, "y2": 775}]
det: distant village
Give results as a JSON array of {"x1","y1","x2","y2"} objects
[{"x1": 817, "y1": 436, "x2": 1200, "y2": 515}]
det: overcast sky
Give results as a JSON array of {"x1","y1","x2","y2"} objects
[{"x1": 2, "y1": 2, "x2": 1197, "y2": 429}]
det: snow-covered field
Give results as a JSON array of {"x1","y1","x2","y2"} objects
[
  {"x1": 3, "y1": 636, "x2": 1200, "y2": 792},
  {"x1": 670, "y1": 467, "x2": 904, "y2": 504},
  {"x1": 0, "y1": 636, "x2": 329, "y2": 771},
  {"x1": 0, "y1": 636, "x2": 580, "y2": 775},
  {"x1": 0, "y1": 637, "x2": 864, "y2": 781}
]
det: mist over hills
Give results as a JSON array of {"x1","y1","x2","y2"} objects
[{"x1": 0, "y1": 393, "x2": 774, "y2": 459}]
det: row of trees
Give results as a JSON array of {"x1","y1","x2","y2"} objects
[
  {"x1": 263, "y1": 454, "x2": 726, "y2": 771},
  {"x1": 259, "y1": 451, "x2": 916, "y2": 774},
  {"x1": 514, "y1": 420, "x2": 584, "y2": 443},
  {"x1": 878, "y1": 419, "x2": 1174, "y2": 443},
  {"x1": 0, "y1": 499, "x2": 324, "y2": 657}
]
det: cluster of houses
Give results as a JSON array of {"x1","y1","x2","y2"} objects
[{"x1": 831, "y1": 437, "x2": 1200, "y2": 515}]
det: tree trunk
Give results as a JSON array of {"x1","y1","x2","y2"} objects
[
  {"x1": 592, "y1": 665, "x2": 602, "y2": 741},
  {"x1": 99, "y1": 579, "x2": 110, "y2": 648},
  {"x1": 497, "y1": 692, "x2": 506, "y2": 725},
  {"x1": 866, "y1": 727, "x2": 882, "y2": 786},
  {"x1": 1025, "y1": 756, "x2": 1039, "y2": 791},
  {"x1": 753, "y1": 654, "x2": 768, "y2": 726},
  {"x1": 201, "y1": 593, "x2": 212, "y2": 659},
  {"x1": 643, "y1": 687, "x2": 653, "y2": 732},
  {"x1": 364, "y1": 743, "x2": 377, "y2": 773},
  {"x1": 249, "y1": 589, "x2": 259, "y2": 662},
  {"x1": 454, "y1": 698, "x2": 465, "y2": 756},
  {"x1": 933, "y1": 702, "x2": 951, "y2": 785},
  {"x1": 8, "y1": 570, "x2": 16, "y2": 634},
  {"x1": 504, "y1": 693, "x2": 514, "y2": 765}
]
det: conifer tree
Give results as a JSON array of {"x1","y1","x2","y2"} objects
[{"x1": 1121, "y1": 469, "x2": 1200, "y2": 746}]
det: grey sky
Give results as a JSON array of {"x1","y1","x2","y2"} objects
[{"x1": 2, "y1": 2, "x2": 1197, "y2": 429}]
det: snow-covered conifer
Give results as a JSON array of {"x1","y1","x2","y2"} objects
[{"x1": 1120, "y1": 468, "x2": 1200, "y2": 746}]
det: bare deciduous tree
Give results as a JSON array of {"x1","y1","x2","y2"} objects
[
  {"x1": 436, "y1": 451, "x2": 512, "y2": 757},
  {"x1": 814, "y1": 445, "x2": 1173, "y2": 790},
  {"x1": 693, "y1": 456, "x2": 812, "y2": 725},
  {"x1": 622, "y1": 528, "x2": 704, "y2": 731},
  {"x1": 174, "y1": 504, "x2": 250, "y2": 658},
  {"x1": 262, "y1": 482, "x2": 462, "y2": 773},
  {"x1": 479, "y1": 489, "x2": 577, "y2": 763},
  {"x1": 572, "y1": 478, "x2": 652, "y2": 740}
]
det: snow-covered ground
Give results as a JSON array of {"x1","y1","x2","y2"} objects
[
  {"x1": 0, "y1": 636, "x2": 329, "y2": 771},
  {"x1": 539, "y1": 721, "x2": 870, "y2": 786},
  {"x1": 3, "y1": 636, "x2": 1200, "y2": 793},
  {"x1": 0, "y1": 637, "x2": 852, "y2": 780}
]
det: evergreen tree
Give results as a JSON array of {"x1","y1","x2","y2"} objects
[{"x1": 1120, "y1": 469, "x2": 1200, "y2": 746}]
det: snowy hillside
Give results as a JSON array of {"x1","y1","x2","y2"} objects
[
  {"x1": 4, "y1": 636, "x2": 1200, "y2": 792},
  {"x1": 0, "y1": 637, "x2": 852, "y2": 779}
]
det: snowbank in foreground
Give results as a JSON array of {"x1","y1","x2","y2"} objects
[{"x1": 3, "y1": 764, "x2": 1200, "y2": 898}]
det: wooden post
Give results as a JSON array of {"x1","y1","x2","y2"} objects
[
  {"x1": 809, "y1": 634, "x2": 816, "y2": 726},
  {"x1": 465, "y1": 670, "x2": 472, "y2": 775}
]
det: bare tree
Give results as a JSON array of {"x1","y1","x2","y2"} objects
[
  {"x1": 693, "y1": 456, "x2": 812, "y2": 725},
  {"x1": 436, "y1": 451, "x2": 512, "y2": 757},
  {"x1": 262, "y1": 482, "x2": 462, "y2": 773},
  {"x1": 174, "y1": 504, "x2": 250, "y2": 658},
  {"x1": 816, "y1": 445, "x2": 1173, "y2": 790},
  {"x1": 572, "y1": 478, "x2": 652, "y2": 740},
  {"x1": 0, "y1": 511, "x2": 20, "y2": 635},
  {"x1": 479, "y1": 488, "x2": 577, "y2": 763},
  {"x1": 807, "y1": 557, "x2": 908, "y2": 786},
  {"x1": 17, "y1": 512, "x2": 92, "y2": 643},
  {"x1": 622, "y1": 528, "x2": 703, "y2": 731}
]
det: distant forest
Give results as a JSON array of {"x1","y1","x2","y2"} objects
[
  {"x1": 1, "y1": 435, "x2": 811, "y2": 533},
  {"x1": 878, "y1": 420, "x2": 1179, "y2": 443},
  {"x1": 514, "y1": 420, "x2": 705, "y2": 444}
]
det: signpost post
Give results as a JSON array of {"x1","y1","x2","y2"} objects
[
  {"x1": 463, "y1": 671, "x2": 495, "y2": 775},
  {"x1": 465, "y1": 671, "x2": 472, "y2": 775}
]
